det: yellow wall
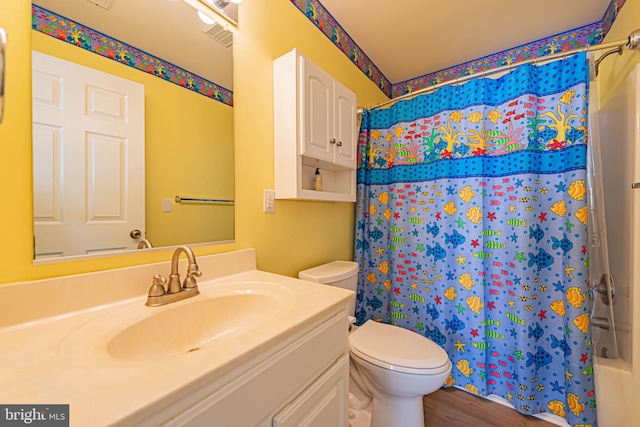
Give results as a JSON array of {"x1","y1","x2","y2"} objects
[
  {"x1": 0, "y1": 1, "x2": 34, "y2": 282},
  {"x1": 0, "y1": 0, "x2": 388, "y2": 284},
  {"x1": 598, "y1": 2, "x2": 640, "y2": 104},
  {"x1": 232, "y1": 0, "x2": 389, "y2": 275}
]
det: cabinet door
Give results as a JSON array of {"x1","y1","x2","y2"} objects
[
  {"x1": 272, "y1": 354, "x2": 349, "y2": 427},
  {"x1": 300, "y1": 56, "x2": 333, "y2": 163},
  {"x1": 333, "y1": 81, "x2": 357, "y2": 169}
]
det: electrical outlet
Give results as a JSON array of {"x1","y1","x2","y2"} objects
[{"x1": 263, "y1": 189, "x2": 275, "y2": 213}]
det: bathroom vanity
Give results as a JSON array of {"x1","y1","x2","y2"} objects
[{"x1": 0, "y1": 249, "x2": 352, "y2": 426}]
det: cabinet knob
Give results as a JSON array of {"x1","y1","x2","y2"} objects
[
  {"x1": 336, "y1": 140, "x2": 342, "y2": 147},
  {"x1": 330, "y1": 138, "x2": 336, "y2": 145}
]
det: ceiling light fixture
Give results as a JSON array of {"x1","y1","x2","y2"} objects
[
  {"x1": 183, "y1": 0, "x2": 241, "y2": 27},
  {"x1": 207, "y1": 0, "x2": 243, "y2": 11},
  {"x1": 197, "y1": 10, "x2": 216, "y2": 25}
]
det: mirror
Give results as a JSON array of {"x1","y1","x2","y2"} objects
[{"x1": 31, "y1": 0, "x2": 235, "y2": 260}]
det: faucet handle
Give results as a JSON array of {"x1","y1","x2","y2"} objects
[
  {"x1": 187, "y1": 263, "x2": 202, "y2": 277},
  {"x1": 183, "y1": 263, "x2": 202, "y2": 289},
  {"x1": 148, "y1": 274, "x2": 167, "y2": 297}
]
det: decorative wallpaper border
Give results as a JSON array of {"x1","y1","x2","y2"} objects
[
  {"x1": 290, "y1": 0, "x2": 393, "y2": 97},
  {"x1": 601, "y1": 0, "x2": 626, "y2": 39},
  {"x1": 32, "y1": 4, "x2": 234, "y2": 106},
  {"x1": 392, "y1": 23, "x2": 602, "y2": 98},
  {"x1": 290, "y1": 0, "x2": 625, "y2": 100}
]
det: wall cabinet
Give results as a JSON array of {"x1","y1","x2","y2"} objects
[{"x1": 274, "y1": 49, "x2": 357, "y2": 202}]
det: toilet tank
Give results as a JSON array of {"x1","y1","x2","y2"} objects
[{"x1": 298, "y1": 261, "x2": 358, "y2": 316}]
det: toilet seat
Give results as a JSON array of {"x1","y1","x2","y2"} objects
[{"x1": 349, "y1": 320, "x2": 451, "y2": 375}]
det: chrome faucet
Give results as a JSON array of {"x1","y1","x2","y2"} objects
[{"x1": 145, "y1": 245, "x2": 202, "y2": 307}]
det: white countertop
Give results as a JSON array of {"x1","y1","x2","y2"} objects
[{"x1": 0, "y1": 250, "x2": 353, "y2": 426}]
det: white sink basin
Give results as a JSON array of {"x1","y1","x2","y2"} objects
[
  {"x1": 109, "y1": 293, "x2": 283, "y2": 361},
  {"x1": 60, "y1": 281, "x2": 295, "y2": 364}
]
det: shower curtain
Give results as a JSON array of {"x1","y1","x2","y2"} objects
[{"x1": 354, "y1": 52, "x2": 597, "y2": 426}]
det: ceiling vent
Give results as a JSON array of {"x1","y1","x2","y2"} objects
[
  {"x1": 202, "y1": 22, "x2": 233, "y2": 48},
  {"x1": 85, "y1": 0, "x2": 116, "y2": 10}
]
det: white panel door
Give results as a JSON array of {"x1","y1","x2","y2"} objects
[{"x1": 32, "y1": 51, "x2": 145, "y2": 259}]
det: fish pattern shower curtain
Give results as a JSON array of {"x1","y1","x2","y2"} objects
[{"x1": 355, "y1": 52, "x2": 596, "y2": 426}]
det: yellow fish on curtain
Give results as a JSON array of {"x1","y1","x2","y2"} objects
[{"x1": 354, "y1": 52, "x2": 597, "y2": 426}]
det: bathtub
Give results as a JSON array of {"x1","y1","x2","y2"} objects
[
  {"x1": 594, "y1": 357, "x2": 634, "y2": 426},
  {"x1": 596, "y1": 61, "x2": 640, "y2": 427}
]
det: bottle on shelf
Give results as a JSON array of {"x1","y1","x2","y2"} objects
[{"x1": 313, "y1": 168, "x2": 323, "y2": 191}]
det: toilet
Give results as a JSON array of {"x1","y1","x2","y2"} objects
[{"x1": 299, "y1": 261, "x2": 452, "y2": 427}]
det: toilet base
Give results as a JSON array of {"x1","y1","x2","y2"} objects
[
  {"x1": 348, "y1": 364, "x2": 425, "y2": 427},
  {"x1": 348, "y1": 397, "x2": 372, "y2": 427},
  {"x1": 349, "y1": 352, "x2": 450, "y2": 427},
  {"x1": 348, "y1": 368, "x2": 373, "y2": 427},
  {"x1": 349, "y1": 392, "x2": 424, "y2": 427},
  {"x1": 369, "y1": 394, "x2": 424, "y2": 427}
]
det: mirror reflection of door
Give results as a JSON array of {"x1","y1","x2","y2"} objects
[{"x1": 32, "y1": 51, "x2": 145, "y2": 259}]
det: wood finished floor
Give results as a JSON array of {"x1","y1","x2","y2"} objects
[{"x1": 422, "y1": 387, "x2": 558, "y2": 427}]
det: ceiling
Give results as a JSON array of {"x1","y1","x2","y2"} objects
[{"x1": 319, "y1": 0, "x2": 613, "y2": 84}]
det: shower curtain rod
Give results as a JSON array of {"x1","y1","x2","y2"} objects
[{"x1": 362, "y1": 29, "x2": 640, "y2": 112}]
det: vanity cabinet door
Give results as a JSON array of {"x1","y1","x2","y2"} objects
[{"x1": 272, "y1": 354, "x2": 349, "y2": 427}]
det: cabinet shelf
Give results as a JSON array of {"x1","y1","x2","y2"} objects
[{"x1": 297, "y1": 157, "x2": 355, "y2": 201}]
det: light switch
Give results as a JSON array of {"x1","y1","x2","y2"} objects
[
  {"x1": 264, "y1": 190, "x2": 275, "y2": 213},
  {"x1": 162, "y1": 198, "x2": 172, "y2": 212}
]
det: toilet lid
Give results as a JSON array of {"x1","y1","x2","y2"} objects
[{"x1": 349, "y1": 320, "x2": 450, "y2": 373}]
